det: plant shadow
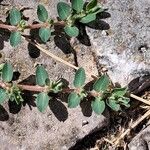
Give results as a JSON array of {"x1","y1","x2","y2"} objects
[
  {"x1": 49, "y1": 98, "x2": 68, "y2": 122},
  {"x1": 0, "y1": 105, "x2": 9, "y2": 121},
  {"x1": 0, "y1": 28, "x2": 10, "y2": 50}
]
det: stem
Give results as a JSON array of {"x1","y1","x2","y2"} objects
[
  {"x1": 0, "y1": 21, "x2": 65, "y2": 31},
  {"x1": 0, "y1": 23, "x2": 17, "y2": 31}
]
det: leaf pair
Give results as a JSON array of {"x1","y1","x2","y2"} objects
[
  {"x1": 68, "y1": 68, "x2": 86, "y2": 108},
  {"x1": 57, "y1": 0, "x2": 84, "y2": 20},
  {"x1": 92, "y1": 75, "x2": 109, "y2": 114},
  {"x1": 37, "y1": 5, "x2": 51, "y2": 43},
  {"x1": 9, "y1": 8, "x2": 22, "y2": 47}
]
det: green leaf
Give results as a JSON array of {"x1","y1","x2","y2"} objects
[
  {"x1": 72, "y1": 0, "x2": 84, "y2": 13},
  {"x1": 57, "y1": 2, "x2": 71, "y2": 20},
  {"x1": 112, "y1": 88, "x2": 127, "y2": 97},
  {"x1": 107, "y1": 99, "x2": 120, "y2": 111},
  {"x1": 2, "y1": 62, "x2": 13, "y2": 82},
  {"x1": 91, "y1": 97, "x2": 105, "y2": 115},
  {"x1": 73, "y1": 67, "x2": 86, "y2": 88},
  {"x1": 9, "y1": 7, "x2": 21, "y2": 25},
  {"x1": 68, "y1": 92, "x2": 81, "y2": 108},
  {"x1": 80, "y1": 13, "x2": 96, "y2": 23},
  {"x1": 36, "y1": 65, "x2": 49, "y2": 86},
  {"x1": 36, "y1": 92, "x2": 50, "y2": 112},
  {"x1": 39, "y1": 27, "x2": 51, "y2": 43},
  {"x1": 86, "y1": 0, "x2": 97, "y2": 11},
  {"x1": 0, "y1": 89, "x2": 8, "y2": 104},
  {"x1": 93, "y1": 75, "x2": 109, "y2": 92},
  {"x1": 37, "y1": 4, "x2": 48, "y2": 22},
  {"x1": 64, "y1": 26, "x2": 79, "y2": 37},
  {"x1": 10, "y1": 31, "x2": 21, "y2": 47}
]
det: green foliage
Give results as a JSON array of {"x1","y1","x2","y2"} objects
[
  {"x1": 0, "y1": 89, "x2": 8, "y2": 104},
  {"x1": 111, "y1": 88, "x2": 127, "y2": 98},
  {"x1": 73, "y1": 67, "x2": 86, "y2": 88},
  {"x1": 86, "y1": 0, "x2": 97, "y2": 11},
  {"x1": 9, "y1": 7, "x2": 21, "y2": 26},
  {"x1": 39, "y1": 27, "x2": 51, "y2": 42},
  {"x1": 93, "y1": 75, "x2": 109, "y2": 92},
  {"x1": 36, "y1": 92, "x2": 50, "y2": 112},
  {"x1": 36, "y1": 65, "x2": 49, "y2": 86},
  {"x1": 68, "y1": 92, "x2": 81, "y2": 108},
  {"x1": 91, "y1": 97, "x2": 105, "y2": 114},
  {"x1": 8, "y1": 86, "x2": 23, "y2": 104},
  {"x1": 71, "y1": 0, "x2": 84, "y2": 13},
  {"x1": 2, "y1": 62, "x2": 13, "y2": 82},
  {"x1": 37, "y1": 4, "x2": 48, "y2": 22},
  {"x1": 80, "y1": 13, "x2": 96, "y2": 23},
  {"x1": 64, "y1": 25, "x2": 79, "y2": 37},
  {"x1": 57, "y1": 2, "x2": 71, "y2": 20},
  {"x1": 10, "y1": 31, "x2": 21, "y2": 47}
]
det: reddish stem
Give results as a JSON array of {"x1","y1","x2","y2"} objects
[{"x1": 0, "y1": 21, "x2": 65, "y2": 31}]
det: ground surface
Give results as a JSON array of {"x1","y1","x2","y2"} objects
[{"x1": 0, "y1": 0, "x2": 150, "y2": 149}]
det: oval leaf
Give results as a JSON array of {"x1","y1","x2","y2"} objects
[
  {"x1": 80, "y1": 13, "x2": 96, "y2": 24},
  {"x1": 36, "y1": 92, "x2": 49, "y2": 112},
  {"x1": 9, "y1": 7, "x2": 21, "y2": 25},
  {"x1": 72, "y1": 0, "x2": 84, "y2": 13},
  {"x1": 93, "y1": 75, "x2": 109, "y2": 92},
  {"x1": 73, "y1": 67, "x2": 86, "y2": 88},
  {"x1": 64, "y1": 26, "x2": 79, "y2": 37},
  {"x1": 68, "y1": 92, "x2": 81, "y2": 108},
  {"x1": 91, "y1": 97, "x2": 105, "y2": 114},
  {"x1": 2, "y1": 62, "x2": 13, "y2": 82},
  {"x1": 39, "y1": 27, "x2": 51, "y2": 43},
  {"x1": 57, "y1": 2, "x2": 71, "y2": 20},
  {"x1": 86, "y1": 0, "x2": 97, "y2": 11},
  {"x1": 36, "y1": 65, "x2": 49, "y2": 86},
  {"x1": 10, "y1": 31, "x2": 21, "y2": 47},
  {"x1": 0, "y1": 89, "x2": 8, "y2": 104},
  {"x1": 37, "y1": 4, "x2": 48, "y2": 22},
  {"x1": 107, "y1": 99, "x2": 120, "y2": 111}
]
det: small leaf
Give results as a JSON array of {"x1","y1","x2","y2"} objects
[
  {"x1": 9, "y1": 7, "x2": 21, "y2": 25},
  {"x1": 36, "y1": 65, "x2": 49, "y2": 86},
  {"x1": 64, "y1": 26, "x2": 79, "y2": 37},
  {"x1": 73, "y1": 67, "x2": 86, "y2": 88},
  {"x1": 39, "y1": 27, "x2": 51, "y2": 43},
  {"x1": 93, "y1": 75, "x2": 109, "y2": 92},
  {"x1": 86, "y1": 0, "x2": 97, "y2": 11},
  {"x1": 0, "y1": 89, "x2": 8, "y2": 104},
  {"x1": 36, "y1": 92, "x2": 50, "y2": 112},
  {"x1": 72, "y1": 0, "x2": 84, "y2": 13},
  {"x1": 2, "y1": 62, "x2": 13, "y2": 82},
  {"x1": 37, "y1": 4, "x2": 48, "y2": 22},
  {"x1": 57, "y1": 2, "x2": 71, "y2": 20},
  {"x1": 10, "y1": 31, "x2": 21, "y2": 47},
  {"x1": 91, "y1": 97, "x2": 105, "y2": 114},
  {"x1": 68, "y1": 92, "x2": 81, "y2": 108},
  {"x1": 80, "y1": 13, "x2": 96, "y2": 23},
  {"x1": 112, "y1": 88, "x2": 127, "y2": 97},
  {"x1": 107, "y1": 99, "x2": 120, "y2": 111}
]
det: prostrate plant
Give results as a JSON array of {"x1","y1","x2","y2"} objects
[
  {"x1": 3, "y1": 0, "x2": 105, "y2": 46},
  {"x1": 0, "y1": 62, "x2": 130, "y2": 114},
  {"x1": 0, "y1": 1, "x2": 131, "y2": 115}
]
